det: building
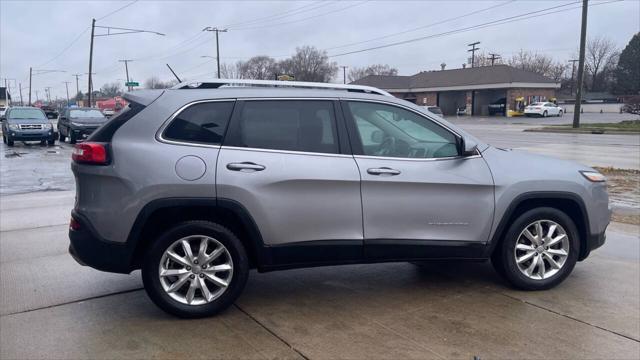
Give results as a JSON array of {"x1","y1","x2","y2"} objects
[
  {"x1": 351, "y1": 65, "x2": 560, "y2": 116},
  {"x1": 0, "y1": 87, "x2": 11, "y2": 108}
]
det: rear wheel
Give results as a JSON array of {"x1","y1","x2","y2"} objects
[
  {"x1": 492, "y1": 207, "x2": 579, "y2": 290},
  {"x1": 58, "y1": 130, "x2": 65, "y2": 142},
  {"x1": 542, "y1": 110, "x2": 548, "y2": 117},
  {"x1": 141, "y1": 221, "x2": 249, "y2": 318},
  {"x1": 69, "y1": 131, "x2": 77, "y2": 144}
]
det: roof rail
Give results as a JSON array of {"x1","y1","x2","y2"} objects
[{"x1": 170, "y1": 78, "x2": 393, "y2": 97}]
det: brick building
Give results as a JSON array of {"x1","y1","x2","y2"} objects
[{"x1": 351, "y1": 65, "x2": 560, "y2": 116}]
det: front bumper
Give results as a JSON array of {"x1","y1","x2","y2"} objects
[
  {"x1": 70, "y1": 126, "x2": 100, "y2": 139},
  {"x1": 579, "y1": 230, "x2": 607, "y2": 261},
  {"x1": 7, "y1": 130, "x2": 55, "y2": 141},
  {"x1": 68, "y1": 210, "x2": 134, "y2": 274}
]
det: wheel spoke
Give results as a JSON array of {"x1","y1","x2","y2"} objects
[
  {"x1": 167, "y1": 251, "x2": 190, "y2": 267},
  {"x1": 546, "y1": 224, "x2": 557, "y2": 240},
  {"x1": 181, "y1": 240, "x2": 195, "y2": 262},
  {"x1": 203, "y1": 272, "x2": 229, "y2": 288},
  {"x1": 537, "y1": 254, "x2": 546, "y2": 278},
  {"x1": 160, "y1": 268, "x2": 189, "y2": 277},
  {"x1": 546, "y1": 248, "x2": 568, "y2": 257},
  {"x1": 208, "y1": 264, "x2": 232, "y2": 272},
  {"x1": 543, "y1": 253, "x2": 561, "y2": 269},
  {"x1": 523, "y1": 229, "x2": 538, "y2": 245},
  {"x1": 202, "y1": 246, "x2": 225, "y2": 265},
  {"x1": 526, "y1": 254, "x2": 538, "y2": 276},
  {"x1": 198, "y1": 277, "x2": 212, "y2": 301},
  {"x1": 517, "y1": 251, "x2": 536, "y2": 264},
  {"x1": 516, "y1": 244, "x2": 535, "y2": 251},
  {"x1": 535, "y1": 222, "x2": 544, "y2": 244},
  {"x1": 185, "y1": 278, "x2": 198, "y2": 304},
  {"x1": 167, "y1": 273, "x2": 190, "y2": 292},
  {"x1": 547, "y1": 234, "x2": 567, "y2": 247},
  {"x1": 197, "y1": 237, "x2": 209, "y2": 264}
]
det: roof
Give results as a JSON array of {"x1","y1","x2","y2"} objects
[{"x1": 351, "y1": 65, "x2": 559, "y2": 91}]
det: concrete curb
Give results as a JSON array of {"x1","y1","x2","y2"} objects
[{"x1": 524, "y1": 128, "x2": 640, "y2": 135}]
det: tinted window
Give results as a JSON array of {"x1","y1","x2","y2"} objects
[
  {"x1": 70, "y1": 109, "x2": 104, "y2": 118},
  {"x1": 164, "y1": 101, "x2": 234, "y2": 145},
  {"x1": 233, "y1": 100, "x2": 338, "y2": 154},
  {"x1": 347, "y1": 101, "x2": 459, "y2": 159}
]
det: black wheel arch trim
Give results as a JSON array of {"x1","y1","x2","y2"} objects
[{"x1": 484, "y1": 191, "x2": 595, "y2": 261}]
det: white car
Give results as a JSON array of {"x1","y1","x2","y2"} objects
[
  {"x1": 102, "y1": 108, "x2": 115, "y2": 117},
  {"x1": 524, "y1": 102, "x2": 563, "y2": 117}
]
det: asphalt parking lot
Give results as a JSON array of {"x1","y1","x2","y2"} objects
[{"x1": 1, "y1": 113, "x2": 639, "y2": 359}]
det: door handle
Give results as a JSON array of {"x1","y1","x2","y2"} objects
[
  {"x1": 367, "y1": 167, "x2": 401, "y2": 176},
  {"x1": 226, "y1": 162, "x2": 266, "y2": 172}
]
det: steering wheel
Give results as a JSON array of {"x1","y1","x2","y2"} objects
[{"x1": 375, "y1": 136, "x2": 396, "y2": 156}]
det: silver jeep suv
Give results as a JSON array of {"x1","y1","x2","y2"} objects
[{"x1": 68, "y1": 80, "x2": 610, "y2": 318}]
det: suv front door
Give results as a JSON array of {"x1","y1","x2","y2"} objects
[
  {"x1": 342, "y1": 100, "x2": 495, "y2": 260},
  {"x1": 217, "y1": 99, "x2": 363, "y2": 266}
]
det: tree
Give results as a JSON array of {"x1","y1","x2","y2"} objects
[
  {"x1": 614, "y1": 33, "x2": 639, "y2": 95},
  {"x1": 144, "y1": 76, "x2": 177, "y2": 89},
  {"x1": 348, "y1": 64, "x2": 399, "y2": 82},
  {"x1": 237, "y1": 56, "x2": 278, "y2": 80},
  {"x1": 276, "y1": 46, "x2": 337, "y2": 82},
  {"x1": 584, "y1": 36, "x2": 619, "y2": 92},
  {"x1": 100, "y1": 82, "x2": 122, "y2": 97},
  {"x1": 220, "y1": 62, "x2": 244, "y2": 79},
  {"x1": 507, "y1": 50, "x2": 568, "y2": 82},
  {"x1": 74, "y1": 91, "x2": 83, "y2": 101}
]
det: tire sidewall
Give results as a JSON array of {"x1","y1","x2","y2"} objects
[
  {"x1": 142, "y1": 221, "x2": 249, "y2": 318},
  {"x1": 500, "y1": 207, "x2": 580, "y2": 290}
]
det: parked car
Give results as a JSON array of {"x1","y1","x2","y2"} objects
[
  {"x1": 525, "y1": 102, "x2": 563, "y2": 117},
  {"x1": 0, "y1": 106, "x2": 7, "y2": 118},
  {"x1": 488, "y1": 98, "x2": 506, "y2": 116},
  {"x1": 68, "y1": 80, "x2": 610, "y2": 318},
  {"x1": 456, "y1": 105, "x2": 467, "y2": 116},
  {"x1": 425, "y1": 106, "x2": 443, "y2": 116},
  {"x1": 58, "y1": 107, "x2": 108, "y2": 144},
  {"x1": 102, "y1": 108, "x2": 115, "y2": 117},
  {"x1": 1, "y1": 106, "x2": 55, "y2": 146},
  {"x1": 41, "y1": 106, "x2": 59, "y2": 120}
]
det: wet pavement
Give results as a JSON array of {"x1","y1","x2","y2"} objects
[{"x1": 1, "y1": 190, "x2": 639, "y2": 359}]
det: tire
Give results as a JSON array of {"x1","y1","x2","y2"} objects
[
  {"x1": 492, "y1": 207, "x2": 580, "y2": 290},
  {"x1": 558, "y1": 110, "x2": 563, "y2": 117},
  {"x1": 7, "y1": 138, "x2": 14, "y2": 146},
  {"x1": 40, "y1": 140, "x2": 46, "y2": 146},
  {"x1": 59, "y1": 131, "x2": 65, "y2": 142},
  {"x1": 47, "y1": 139, "x2": 55, "y2": 146},
  {"x1": 542, "y1": 111, "x2": 548, "y2": 117},
  {"x1": 141, "y1": 221, "x2": 249, "y2": 318},
  {"x1": 69, "y1": 131, "x2": 77, "y2": 144}
]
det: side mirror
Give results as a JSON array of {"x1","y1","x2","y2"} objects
[
  {"x1": 460, "y1": 137, "x2": 478, "y2": 156},
  {"x1": 60, "y1": 116, "x2": 67, "y2": 121},
  {"x1": 370, "y1": 130, "x2": 384, "y2": 144}
]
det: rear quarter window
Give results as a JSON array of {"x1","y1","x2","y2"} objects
[{"x1": 163, "y1": 101, "x2": 235, "y2": 145}]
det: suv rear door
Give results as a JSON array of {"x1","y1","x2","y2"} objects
[
  {"x1": 217, "y1": 99, "x2": 363, "y2": 265},
  {"x1": 341, "y1": 100, "x2": 494, "y2": 260}
]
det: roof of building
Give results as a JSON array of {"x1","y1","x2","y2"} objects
[{"x1": 351, "y1": 65, "x2": 559, "y2": 91}]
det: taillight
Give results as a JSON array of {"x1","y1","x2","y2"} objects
[
  {"x1": 72, "y1": 143, "x2": 108, "y2": 165},
  {"x1": 69, "y1": 216, "x2": 81, "y2": 231}
]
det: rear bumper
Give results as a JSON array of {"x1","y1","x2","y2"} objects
[{"x1": 68, "y1": 210, "x2": 133, "y2": 274}]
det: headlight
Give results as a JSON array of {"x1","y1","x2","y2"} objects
[
  {"x1": 580, "y1": 171, "x2": 606, "y2": 182},
  {"x1": 8, "y1": 124, "x2": 19, "y2": 130},
  {"x1": 42, "y1": 123, "x2": 52, "y2": 129}
]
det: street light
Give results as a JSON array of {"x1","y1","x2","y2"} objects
[
  {"x1": 87, "y1": 19, "x2": 165, "y2": 107},
  {"x1": 28, "y1": 68, "x2": 65, "y2": 105}
]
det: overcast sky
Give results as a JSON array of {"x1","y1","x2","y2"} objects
[{"x1": 1, "y1": 0, "x2": 638, "y2": 100}]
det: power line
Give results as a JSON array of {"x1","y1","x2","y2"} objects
[
  {"x1": 328, "y1": 0, "x2": 620, "y2": 58},
  {"x1": 324, "y1": 0, "x2": 515, "y2": 51},
  {"x1": 96, "y1": 0, "x2": 139, "y2": 21},
  {"x1": 224, "y1": 1, "x2": 330, "y2": 29},
  {"x1": 231, "y1": 1, "x2": 369, "y2": 31}
]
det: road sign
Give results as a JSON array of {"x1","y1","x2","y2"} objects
[{"x1": 125, "y1": 81, "x2": 139, "y2": 87}]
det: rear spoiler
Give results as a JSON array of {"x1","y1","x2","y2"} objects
[{"x1": 122, "y1": 90, "x2": 164, "y2": 106}]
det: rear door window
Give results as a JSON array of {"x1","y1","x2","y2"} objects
[
  {"x1": 163, "y1": 101, "x2": 235, "y2": 145},
  {"x1": 227, "y1": 100, "x2": 339, "y2": 154}
]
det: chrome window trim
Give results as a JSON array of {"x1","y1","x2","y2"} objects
[
  {"x1": 220, "y1": 145, "x2": 353, "y2": 158},
  {"x1": 354, "y1": 153, "x2": 482, "y2": 162},
  {"x1": 156, "y1": 98, "x2": 236, "y2": 149}
]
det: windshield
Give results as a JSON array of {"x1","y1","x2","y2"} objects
[
  {"x1": 70, "y1": 109, "x2": 105, "y2": 118},
  {"x1": 530, "y1": 102, "x2": 545, "y2": 106},
  {"x1": 8, "y1": 108, "x2": 46, "y2": 120}
]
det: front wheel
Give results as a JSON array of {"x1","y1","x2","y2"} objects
[
  {"x1": 558, "y1": 110, "x2": 563, "y2": 117},
  {"x1": 492, "y1": 207, "x2": 579, "y2": 290},
  {"x1": 141, "y1": 221, "x2": 249, "y2": 318},
  {"x1": 69, "y1": 131, "x2": 77, "y2": 144}
]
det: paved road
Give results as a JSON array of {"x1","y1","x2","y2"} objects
[{"x1": 1, "y1": 190, "x2": 639, "y2": 359}]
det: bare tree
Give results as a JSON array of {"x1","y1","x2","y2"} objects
[
  {"x1": 144, "y1": 76, "x2": 177, "y2": 89},
  {"x1": 348, "y1": 64, "x2": 399, "y2": 82},
  {"x1": 585, "y1": 36, "x2": 619, "y2": 92},
  {"x1": 220, "y1": 62, "x2": 244, "y2": 79},
  {"x1": 276, "y1": 46, "x2": 337, "y2": 82},
  {"x1": 236, "y1": 56, "x2": 278, "y2": 80},
  {"x1": 100, "y1": 82, "x2": 123, "y2": 97},
  {"x1": 507, "y1": 50, "x2": 567, "y2": 82}
]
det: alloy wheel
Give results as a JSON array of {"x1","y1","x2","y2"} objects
[
  {"x1": 159, "y1": 235, "x2": 234, "y2": 305},
  {"x1": 514, "y1": 220, "x2": 570, "y2": 280}
]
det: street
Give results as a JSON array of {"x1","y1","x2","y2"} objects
[{"x1": 1, "y1": 113, "x2": 639, "y2": 359}]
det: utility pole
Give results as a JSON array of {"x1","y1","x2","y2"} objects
[
  {"x1": 19, "y1": 83, "x2": 23, "y2": 105},
  {"x1": 203, "y1": 27, "x2": 228, "y2": 78},
  {"x1": 35, "y1": 90, "x2": 39, "y2": 102},
  {"x1": 88, "y1": 18, "x2": 96, "y2": 108},
  {"x1": 119, "y1": 59, "x2": 133, "y2": 91},
  {"x1": 488, "y1": 53, "x2": 501, "y2": 66},
  {"x1": 72, "y1": 74, "x2": 82, "y2": 97},
  {"x1": 573, "y1": 0, "x2": 588, "y2": 129},
  {"x1": 45, "y1": 87, "x2": 52, "y2": 103},
  {"x1": 467, "y1": 42, "x2": 480, "y2": 68},
  {"x1": 3, "y1": 79, "x2": 7, "y2": 106},
  {"x1": 63, "y1": 81, "x2": 71, "y2": 105},
  {"x1": 29, "y1": 67, "x2": 33, "y2": 105},
  {"x1": 341, "y1": 66, "x2": 348, "y2": 84},
  {"x1": 568, "y1": 59, "x2": 579, "y2": 96}
]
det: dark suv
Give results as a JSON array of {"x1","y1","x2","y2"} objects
[
  {"x1": 58, "y1": 107, "x2": 108, "y2": 144},
  {"x1": 1, "y1": 107, "x2": 55, "y2": 146}
]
